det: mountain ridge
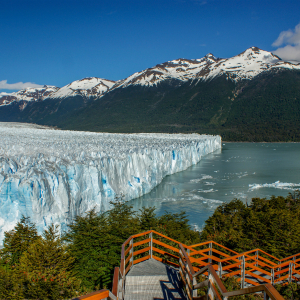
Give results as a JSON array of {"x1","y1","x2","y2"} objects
[
  {"x1": 1, "y1": 47, "x2": 300, "y2": 107},
  {"x1": 1, "y1": 47, "x2": 300, "y2": 142}
]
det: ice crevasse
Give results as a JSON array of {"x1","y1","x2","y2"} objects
[{"x1": 0, "y1": 122, "x2": 221, "y2": 241}]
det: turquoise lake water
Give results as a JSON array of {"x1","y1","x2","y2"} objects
[{"x1": 128, "y1": 143, "x2": 300, "y2": 230}]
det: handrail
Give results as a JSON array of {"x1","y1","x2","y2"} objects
[
  {"x1": 73, "y1": 230, "x2": 298, "y2": 300},
  {"x1": 179, "y1": 245, "x2": 284, "y2": 300},
  {"x1": 72, "y1": 289, "x2": 117, "y2": 300}
]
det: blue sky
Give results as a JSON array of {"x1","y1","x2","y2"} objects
[{"x1": 1, "y1": 0, "x2": 300, "y2": 92}]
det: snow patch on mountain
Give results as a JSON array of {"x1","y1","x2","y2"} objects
[
  {"x1": 46, "y1": 77, "x2": 116, "y2": 99},
  {"x1": 0, "y1": 86, "x2": 58, "y2": 107},
  {"x1": 112, "y1": 47, "x2": 300, "y2": 88},
  {"x1": 0, "y1": 122, "x2": 221, "y2": 241}
]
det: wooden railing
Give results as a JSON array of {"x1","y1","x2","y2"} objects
[
  {"x1": 187, "y1": 241, "x2": 300, "y2": 287},
  {"x1": 179, "y1": 245, "x2": 285, "y2": 300},
  {"x1": 72, "y1": 289, "x2": 116, "y2": 300},
  {"x1": 73, "y1": 230, "x2": 298, "y2": 299}
]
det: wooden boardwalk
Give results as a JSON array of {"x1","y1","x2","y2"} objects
[{"x1": 124, "y1": 259, "x2": 186, "y2": 300}]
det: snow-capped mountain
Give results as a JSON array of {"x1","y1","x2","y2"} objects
[
  {"x1": 1, "y1": 47, "x2": 300, "y2": 108},
  {"x1": 0, "y1": 77, "x2": 116, "y2": 108},
  {"x1": 45, "y1": 77, "x2": 116, "y2": 99},
  {"x1": 112, "y1": 47, "x2": 300, "y2": 89},
  {"x1": 0, "y1": 85, "x2": 58, "y2": 108}
]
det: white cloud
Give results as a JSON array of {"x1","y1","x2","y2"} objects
[
  {"x1": 0, "y1": 80, "x2": 43, "y2": 90},
  {"x1": 272, "y1": 23, "x2": 300, "y2": 62}
]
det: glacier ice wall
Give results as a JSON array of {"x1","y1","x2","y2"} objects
[{"x1": 0, "y1": 122, "x2": 221, "y2": 241}]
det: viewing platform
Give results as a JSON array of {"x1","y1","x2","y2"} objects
[{"x1": 73, "y1": 230, "x2": 299, "y2": 300}]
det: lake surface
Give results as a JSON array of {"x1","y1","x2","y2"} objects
[{"x1": 128, "y1": 143, "x2": 300, "y2": 230}]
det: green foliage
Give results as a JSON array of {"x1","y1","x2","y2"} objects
[
  {"x1": 0, "y1": 223, "x2": 80, "y2": 300},
  {"x1": 200, "y1": 192, "x2": 300, "y2": 258},
  {"x1": 2, "y1": 70, "x2": 299, "y2": 142},
  {"x1": 275, "y1": 282, "x2": 299, "y2": 300},
  {"x1": 19, "y1": 224, "x2": 80, "y2": 300},
  {"x1": 1, "y1": 216, "x2": 39, "y2": 267},
  {"x1": 64, "y1": 198, "x2": 201, "y2": 292}
]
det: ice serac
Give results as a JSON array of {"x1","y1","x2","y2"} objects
[{"x1": 0, "y1": 122, "x2": 221, "y2": 241}]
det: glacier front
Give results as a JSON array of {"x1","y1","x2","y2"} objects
[{"x1": 0, "y1": 122, "x2": 221, "y2": 241}]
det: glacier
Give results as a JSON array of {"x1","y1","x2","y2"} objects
[{"x1": 0, "y1": 122, "x2": 221, "y2": 241}]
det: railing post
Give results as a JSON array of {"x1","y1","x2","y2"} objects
[
  {"x1": 271, "y1": 268, "x2": 274, "y2": 285},
  {"x1": 207, "y1": 268, "x2": 213, "y2": 300},
  {"x1": 241, "y1": 255, "x2": 245, "y2": 289},
  {"x1": 264, "y1": 291, "x2": 268, "y2": 300},
  {"x1": 255, "y1": 250, "x2": 258, "y2": 267},
  {"x1": 130, "y1": 239, "x2": 134, "y2": 265},
  {"x1": 289, "y1": 262, "x2": 293, "y2": 282},
  {"x1": 218, "y1": 261, "x2": 222, "y2": 277},
  {"x1": 209, "y1": 242, "x2": 212, "y2": 264},
  {"x1": 193, "y1": 276, "x2": 197, "y2": 297},
  {"x1": 149, "y1": 232, "x2": 153, "y2": 259}
]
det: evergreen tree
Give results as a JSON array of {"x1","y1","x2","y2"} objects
[
  {"x1": 64, "y1": 209, "x2": 116, "y2": 291},
  {"x1": 1, "y1": 216, "x2": 40, "y2": 267},
  {"x1": 19, "y1": 224, "x2": 80, "y2": 300}
]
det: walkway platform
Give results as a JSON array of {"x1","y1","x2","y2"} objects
[{"x1": 124, "y1": 259, "x2": 187, "y2": 300}]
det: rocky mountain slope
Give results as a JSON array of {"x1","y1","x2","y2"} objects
[{"x1": 1, "y1": 47, "x2": 300, "y2": 141}]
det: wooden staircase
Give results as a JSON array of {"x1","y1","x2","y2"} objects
[{"x1": 73, "y1": 230, "x2": 299, "y2": 300}]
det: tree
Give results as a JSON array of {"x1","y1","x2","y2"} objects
[
  {"x1": 64, "y1": 209, "x2": 115, "y2": 291},
  {"x1": 19, "y1": 224, "x2": 80, "y2": 300},
  {"x1": 1, "y1": 216, "x2": 40, "y2": 267}
]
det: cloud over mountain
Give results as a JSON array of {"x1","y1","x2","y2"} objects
[
  {"x1": 0, "y1": 80, "x2": 43, "y2": 90},
  {"x1": 272, "y1": 23, "x2": 300, "y2": 62}
]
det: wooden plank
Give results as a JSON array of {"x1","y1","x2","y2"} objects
[
  {"x1": 212, "y1": 248, "x2": 232, "y2": 258},
  {"x1": 73, "y1": 289, "x2": 109, "y2": 300},
  {"x1": 152, "y1": 246, "x2": 180, "y2": 260},
  {"x1": 244, "y1": 278, "x2": 260, "y2": 286},
  {"x1": 152, "y1": 238, "x2": 179, "y2": 253},
  {"x1": 133, "y1": 255, "x2": 150, "y2": 265},
  {"x1": 245, "y1": 271, "x2": 271, "y2": 283},
  {"x1": 125, "y1": 261, "x2": 132, "y2": 274},
  {"x1": 223, "y1": 285, "x2": 265, "y2": 297},
  {"x1": 123, "y1": 236, "x2": 132, "y2": 247},
  {"x1": 133, "y1": 246, "x2": 150, "y2": 256},
  {"x1": 189, "y1": 241, "x2": 212, "y2": 247},
  {"x1": 193, "y1": 265, "x2": 209, "y2": 277},
  {"x1": 124, "y1": 244, "x2": 132, "y2": 256},
  {"x1": 151, "y1": 230, "x2": 187, "y2": 246},
  {"x1": 274, "y1": 268, "x2": 290, "y2": 276},
  {"x1": 120, "y1": 245, "x2": 125, "y2": 276},
  {"x1": 264, "y1": 283, "x2": 286, "y2": 300},
  {"x1": 194, "y1": 279, "x2": 209, "y2": 289},
  {"x1": 208, "y1": 265, "x2": 227, "y2": 294},
  {"x1": 245, "y1": 263, "x2": 271, "y2": 276},
  {"x1": 220, "y1": 253, "x2": 243, "y2": 264},
  {"x1": 274, "y1": 274, "x2": 289, "y2": 283},
  {"x1": 256, "y1": 255, "x2": 277, "y2": 267},
  {"x1": 125, "y1": 253, "x2": 132, "y2": 265},
  {"x1": 222, "y1": 261, "x2": 241, "y2": 271},
  {"x1": 152, "y1": 254, "x2": 164, "y2": 262},
  {"x1": 179, "y1": 244, "x2": 195, "y2": 275},
  {"x1": 257, "y1": 249, "x2": 280, "y2": 262},
  {"x1": 189, "y1": 256, "x2": 208, "y2": 266},
  {"x1": 112, "y1": 267, "x2": 119, "y2": 297},
  {"x1": 132, "y1": 230, "x2": 152, "y2": 238},
  {"x1": 133, "y1": 238, "x2": 151, "y2": 247},
  {"x1": 224, "y1": 270, "x2": 241, "y2": 277},
  {"x1": 277, "y1": 260, "x2": 293, "y2": 269},
  {"x1": 211, "y1": 280, "x2": 222, "y2": 300}
]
